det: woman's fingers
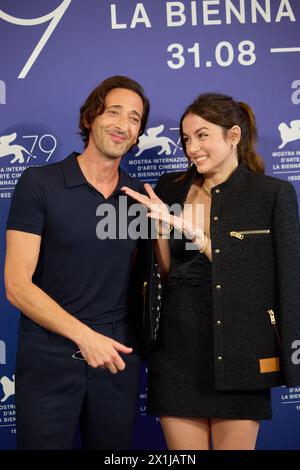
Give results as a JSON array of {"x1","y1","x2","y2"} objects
[
  {"x1": 148, "y1": 212, "x2": 198, "y2": 235},
  {"x1": 147, "y1": 212, "x2": 171, "y2": 225},
  {"x1": 121, "y1": 186, "x2": 141, "y2": 201},
  {"x1": 144, "y1": 183, "x2": 158, "y2": 199},
  {"x1": 121, "y1": 186, "x2": 151, "y2": 208},
  {"x1": 122, "y1": 185, "x2": 169, "y2": 217},
  {"x1": 148, "y1": 212, "x2": 179, "y2": 230}
]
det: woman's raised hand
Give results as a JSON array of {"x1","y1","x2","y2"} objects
[
  {"x1": 121, "y1": 183, "x2": 206, "y2": 250},
  {"x1": 121, "y1": 183, "x2": 170, "y2": 222}
]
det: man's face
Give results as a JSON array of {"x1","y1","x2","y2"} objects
[{"x1": 88, "y1": 88, "x2": 143, "y2": 159}]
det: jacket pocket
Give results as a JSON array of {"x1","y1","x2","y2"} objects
[
  {"x1": 267, "y1": 309, "x2": 282, "y2": 350},
  {"x1": 230, "y1": 229, "x2": 271, "y2": 240}
]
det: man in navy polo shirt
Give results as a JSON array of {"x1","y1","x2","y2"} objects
[{"x1": 5, "y1": 76, "x2": 150, "y2": 449}]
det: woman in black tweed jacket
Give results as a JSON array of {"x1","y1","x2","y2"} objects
[{"x1": 122, "y1": 93, "x2": 300, "y2": 450}]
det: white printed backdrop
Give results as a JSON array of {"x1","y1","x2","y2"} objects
[{"x1": 0, "y1": 0, "x2": 300, "y2": 449}]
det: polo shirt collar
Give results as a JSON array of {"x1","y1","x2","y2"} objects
[
  {"x1": 113, "y1": 169, "x2": 134, "y2": 195},
  {"x1": 62, "y1": 152, "x2": 86, "y2": 188},
  {"x1": 62, "y1": 152, "x2": 129, "y2": 194}
]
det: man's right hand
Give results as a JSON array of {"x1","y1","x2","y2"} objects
[
  {"x1": 76, "y1": 328, "x2": 133, "y2": 374},
  {"x1": 5, "y1": 230, "x2": 132, "y2": 375}
]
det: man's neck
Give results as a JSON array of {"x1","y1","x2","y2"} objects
[{"x1": 77, "y1": 149, "x2": 121, "y2": 198}]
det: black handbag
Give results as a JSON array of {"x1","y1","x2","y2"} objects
[
  {"x1": 128, "y1": 239, "x2": 163, "y2": 360},
  {"x1": 142, "y1": 260, "x2": 162, "y2": 355}
]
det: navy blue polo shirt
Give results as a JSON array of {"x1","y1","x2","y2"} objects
[{"x1": 7, "y1": 152, "x2": 145, "y2": 325}]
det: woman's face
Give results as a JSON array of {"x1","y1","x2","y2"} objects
[{"x1": 182, "y1": 113, "x2": 239, "y2": 177}]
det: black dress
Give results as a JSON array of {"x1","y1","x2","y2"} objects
[{"x1": 147, "y1": 232, "x2": 272, "y2": 420}]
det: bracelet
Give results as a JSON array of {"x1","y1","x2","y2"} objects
[
  {"x1": 155, "y1": 220, "x2": 173, "y2": 237},
  {"x1": 156, "y1": 221, "x2": 173, "y2": 237},
  {"x1": 199, "y1": 234, "x2": 209, "y2": 254}
]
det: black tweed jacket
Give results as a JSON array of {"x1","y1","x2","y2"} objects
[{"x1": 150, "y1": 163, "x2": 300, "y2": 390}]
